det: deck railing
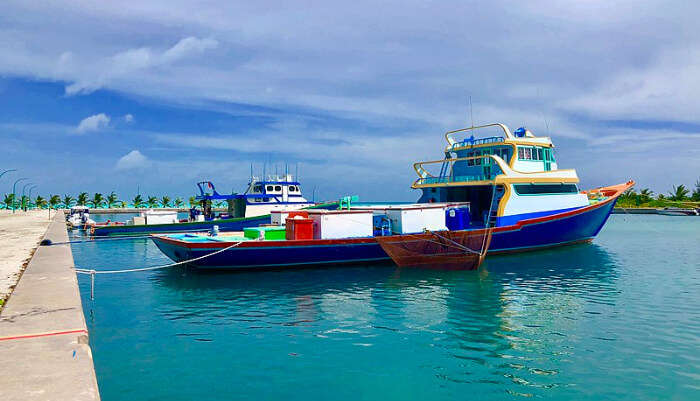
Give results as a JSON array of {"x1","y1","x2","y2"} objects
[
  {"x1": 444, "y1": 123, "x2": 513, "y2": 147},
  {"x1": 448, "y1": 136, "x2": 505, "y2": 151},
  {"x1": 412, "y1": 155, "x2": 506, "y2": 187}
]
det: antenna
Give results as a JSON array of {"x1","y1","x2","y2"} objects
[
  {"x1": 469, "y1": 96, "x2": 474, "y2": 129},
  {"x1": 295, "y1": 163, "x2": 298, "y2": 180}
]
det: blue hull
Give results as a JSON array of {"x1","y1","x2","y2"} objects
[{"x1": 152, "y1": 196, "x2": 619, "y2": 270}]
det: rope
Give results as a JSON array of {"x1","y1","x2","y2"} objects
[{"x1": 74, "y1": 240, "x2": 245, "y2": 275}]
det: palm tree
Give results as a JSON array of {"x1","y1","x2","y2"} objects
[
  {"x1": 668, "y1": 185, "x2": 689, "y2": 201},
  {"x1": 49, "y1": 195, "x2": 61, "y2": 210},
  {"x1": 174, "y1": 197, "x2": 184, "y2": 208},
  {"x1": 132, "y1": 194, "x2": 145, "y2": 208},
  {"x1": 20, "y1": 195, "x2": 29, "y2": 210},
  {"x1": 119, "y1": 201, "x2": 127, "y2": 208},
  {"x1": 692, "y1": 178, "x2": 700, "y2": 202},
  {"x1": 34, "y1": 195, "x2": 47, "y2": 209},
  {"x1": 77, "y1": 192, "x2": 89, "y2": 206},
  {"x1": 147, "y1": 196, "x2": 159, "y2": 208},
  {"x1": 106, "y1": 191, "x2": 119, "y2": 208},
  {"x1": 638, "y1": 188, "x2": 654, "y2": 204},
  {"x1": 160, "y1": 195, "x2": 171, "y2": 208},
  {"x1": 62, "y1": 195, "x2": 75, "y2": 208},
  {"x1": 3, "y1": 194, "x2": 15, "y2": 210},
  {"x1": 188, "y1": 196, "x2": 197, "y2": 207},
  {"x1": 89, "y1": 193, "x2": 105, "y2": 208}
]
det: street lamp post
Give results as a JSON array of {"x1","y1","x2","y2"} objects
[
  {"x1": 12, "y1": 178, "x2": 28, "y2": 213},
  {"x1": 21, "y1": 183, "x2": 33, "y2": 212},
  {"x1": 0, "y1": 169, "x2": 16, "y2": 181},
  {"x1": 28, "y1": 185, "x2": 38, "y2": 211}
]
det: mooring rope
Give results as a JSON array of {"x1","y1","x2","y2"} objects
[{"x1": 75, "y1": 240, "x2": 245, "y2": 300}]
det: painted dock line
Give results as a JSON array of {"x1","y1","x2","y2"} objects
[{"x1": 0, "y1": 212, "x2": 100, "y2": 401}]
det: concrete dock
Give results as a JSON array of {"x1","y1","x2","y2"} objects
[
  {"x1": 0, "y1": 210, "x2": 54, "y2": 303},
  {"x1": 0, "y1": 211, "x2": 100, "y2": 400}
]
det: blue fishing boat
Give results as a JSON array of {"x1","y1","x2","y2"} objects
[
  {"x1": 93, "y1": 175, "x2": 329, "y2": 236},
  {"x1": 151, "y1": 123, "x2": 634, "y2": 269}
]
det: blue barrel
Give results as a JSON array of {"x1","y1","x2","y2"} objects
[{"x1": 446, "y1": 207, "x2": 470, "y2": 230}]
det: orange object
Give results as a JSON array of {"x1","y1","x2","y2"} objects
[
  {"x1": 287, "y1": 211, "x2": 309, "y2": 219},
  {"x1": 286, "y1": 217, "x2": 315, "y2": 240}
]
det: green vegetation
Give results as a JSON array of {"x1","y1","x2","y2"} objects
[
  {"x1": 617, "y1": 179, "x2": 700, "y2": 209},
  {"x1": 0, "y1": 190, "x2": 199, "y2": 210}
]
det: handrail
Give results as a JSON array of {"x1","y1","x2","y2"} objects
[
  {"x1": 412, "y1": 155, "x2": 509, "y2": 187},
  {"x1": 444, "y1": 123, "x2": 513, "y2": 146}
]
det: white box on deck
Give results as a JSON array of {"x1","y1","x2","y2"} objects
[
  {"x1": 141, "y1": 210, "x2": 179, "y2": 225},
  {"x1": 270, "y1": 210, "x2": 289, "y2": 226},
  {"x1": 384, "y1": 204, "x2": 452, "y2": 234},
  {"x1": 306, "y1": 210, "x2": 373, "y2": 239}
]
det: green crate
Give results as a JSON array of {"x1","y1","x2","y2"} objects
[{"x1": 243, "y1": 226, "x2": 287, "y2": 240}]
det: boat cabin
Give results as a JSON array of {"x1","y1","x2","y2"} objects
[
  {"x1": 414, "y1": 123, "x2": 589, "y2": 227},
  {"x1": 196, "y1": 174, "x2": 314, "y2": 219}
]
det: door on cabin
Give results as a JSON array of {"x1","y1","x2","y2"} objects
[{"x1": 543, "y1": 148, "x2": 552, "y2": 171}]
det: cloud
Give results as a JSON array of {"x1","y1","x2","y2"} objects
[
  {"x1": 76, "y1": 113, "x2": 110, "y2": 133},
  {"x1": 123, "y1": 114, "x2": 134, "y2": 123},
  {"x1": 64, "y1": 36, "x2": 219, "y2": 95},
  {"x1": 115, "y1": 150, "x2": 149, "y2": 170}
]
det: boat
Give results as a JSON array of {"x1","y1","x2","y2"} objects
[
  {"x1": 66, "y1": 206, "x2": 96, "y2": 230},
  {"x1": 151, "y1": 122, "x2": 633, "y2": 269},
  {"x1": 92, "y1": 176, "x2": 330, "y2": 236},
  {"x1": 657, "y1": 207, "x2": 699, "y2": 216}
]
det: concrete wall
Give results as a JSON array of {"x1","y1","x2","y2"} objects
[{"x1": 0, "y1": 212, "x2": 100, "y2": 400}]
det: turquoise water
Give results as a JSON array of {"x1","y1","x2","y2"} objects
[{"x1": 71, "y1": 215, "x2": 700, "y2": 400}]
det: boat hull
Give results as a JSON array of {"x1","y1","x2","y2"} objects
[{"x1": 151, "y1": 182, "x2": 629, "y2": 270}]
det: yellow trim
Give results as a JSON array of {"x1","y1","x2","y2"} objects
[
  {"x1": 497, "y1": 184, "x2": 511, "y2": 216},
  {"x1": 494, "y1": 177, "x2": 579, "y2": 184}
]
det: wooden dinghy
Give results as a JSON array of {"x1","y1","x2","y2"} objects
[{"x1": 376, "y1": 229, "x2": 492, "y2": 270}]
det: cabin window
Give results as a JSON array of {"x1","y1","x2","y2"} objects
[
  {"x1": 266, "y1": 185, "x2": 273, "y2": 192},
  {"x1": 475, "y1": 151, "x2": 482, "y2": 165},
  {"x1": 253, "y1": 185, "x2": 262, "y2": 193},
  {"x1": 274, "y1": 185, "x2": 282, "y2": 191},
  {"x1": 517, "y1": 147, "x2": 524, "y2": 159},
  {"x1": 467, "y1": 151, "x2": 474, "y2": 166},
  {"x1": 263, "y1": 197, "x2": 270, "y2": 202},
  {"x1": 513, "y1": 183, "x2": 579, "y2": 195},
  {"x1": 537, "y1": 148, "x2": 543, "y2": 161},
  {"x1": 289, "y1": 186, "x2": 297, "y2": 192}
]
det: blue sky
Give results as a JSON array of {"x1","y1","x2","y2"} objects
[{"x1": 1, "y1": 0, "x2": 698, "y2": 202}]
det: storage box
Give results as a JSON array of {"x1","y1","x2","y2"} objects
[
  {"x1": 306, "y1": 210, "x2": 373, "y2": 239},
  {"x1": 271, "y1": 210, "x2": 309, "y2": 225},
  {"x1": 384, "y1": 204, "x2": 449, "y2": 234},
  {"x1": 285, "y1": 217, "x2": 315, "y2": 240},
  {"x1": 244, "y1": 226, "x2": 287, "y2": 240}
]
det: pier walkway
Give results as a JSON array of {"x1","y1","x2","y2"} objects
[
  {"x1": 0, "y1": 211, "x2": 100, "y2": 400},
  {"x1": 0, "y1": 210, "x2": 53, "y2": 303}
]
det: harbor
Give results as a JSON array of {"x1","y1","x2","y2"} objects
[{"x1": 2, "y1": 1, "x2": 700, "y2": 399}]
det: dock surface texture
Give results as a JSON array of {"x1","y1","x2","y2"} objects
[
  {"x1": 0, "y1": 210, "x2": 53, "y2": 302},
  {"x1": 0, "y1": 211, "x2": 100, "y2": 400}
]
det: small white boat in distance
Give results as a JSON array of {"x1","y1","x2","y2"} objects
[{"x1": 66, "y1": 206, "x2": 96, "y2": 230}]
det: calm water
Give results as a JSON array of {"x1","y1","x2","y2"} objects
[{"x1": 71, "y1": 215, "x2": 700, "y2": 400}]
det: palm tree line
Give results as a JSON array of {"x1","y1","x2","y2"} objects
[
  {"x1": 617, "y1": 178, "x2": 700, "y2": 208},
  {"x1": 0, "y1": 191, "x2": 223, "y2": 210}
]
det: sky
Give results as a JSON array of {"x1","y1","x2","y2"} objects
[{"x1": 1, "y1": 0, "x2": 698, "y2": 202}]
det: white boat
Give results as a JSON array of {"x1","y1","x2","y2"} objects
[{"x1": 66, "y1": 206, "x2": 95, "y2": 229}]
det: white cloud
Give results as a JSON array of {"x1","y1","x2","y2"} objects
[
  {"x1": 123, "y1": 114, "x2": 134, "y2": 123},
  {"x1": 64, "y1": 36, "x2": 219, "y2": 95},
  {"x1": 115, "y1": 150, "x2": 149, "y2": 170},
  {"x1": 76, "y1": 113, "x2": 110, "y2": 133}
]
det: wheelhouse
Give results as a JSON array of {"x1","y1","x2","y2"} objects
[{"x1": 414, "y1": 123, "x2": 588, "y2": 227}]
